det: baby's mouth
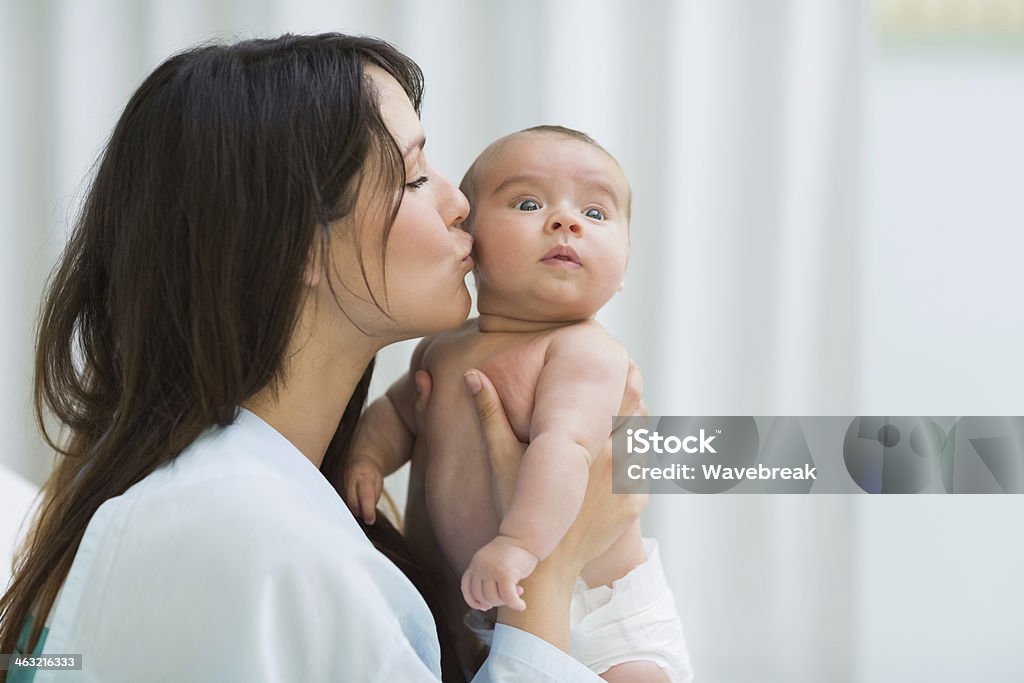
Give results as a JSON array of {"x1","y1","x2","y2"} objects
[{"x1": 540, "y1": 245, "x2": 582, "y2": 267}]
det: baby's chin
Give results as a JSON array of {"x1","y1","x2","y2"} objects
[
  {"x1": 476, "y1": 284, "x2": 618, "y2": 324},
  {"x1": 487, "y1": 299, "x2": 606, "y2": 324}
]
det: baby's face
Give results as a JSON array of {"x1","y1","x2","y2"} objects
[{"x1": 468, "y1": 135, "x2": 630, "y2": 322}]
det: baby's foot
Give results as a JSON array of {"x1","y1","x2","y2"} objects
[{"x1": 461, "y1": 535, "x2": 538, "y2": 611}]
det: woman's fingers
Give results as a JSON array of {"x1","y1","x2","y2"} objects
[
  {"x1": 466, "y1": 369, "x2": 525, "y2": 517},
  {"x1": 464, "y1": 370, "x2": 515, "y2": 449},
  {"x1": 631, "y1": 489, "x2": 651, "y2": 517},
  {"x1": 618, "y1": 359, "x2": 645, "y2": 417},
  {"x1": 612, "y1": 359, "x2": 646, "y2": 433},
  {"x1": 413, "y1": 370, "x2": 433, "y2": 432}
]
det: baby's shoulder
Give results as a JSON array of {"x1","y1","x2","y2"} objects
[
  {"x1": 546, "y1": 319, "x2": 626, "y2": 357},
  {"x1": 411, "y1": 319, "x2": 478, "y2": 368}
]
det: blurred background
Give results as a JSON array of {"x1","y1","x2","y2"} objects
[{"x1": 2, "y1": 0, "x2": 1022, "y2": 680}]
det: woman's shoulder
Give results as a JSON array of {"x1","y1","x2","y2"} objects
[
  {"x1": 44, "y1": 410, "x2": 419, "y2": 647},
  {"x1": 41, "y1": 454, "x2": 437, "y2": 681},
  {"x1": 86, "y1": 408, "x2": 370, "y2": 572}
]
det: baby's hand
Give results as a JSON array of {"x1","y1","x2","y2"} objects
[
  {"x1": 343, "y1": 457, "x2": 384, "y2": 525},
  {"x1": 461, "y1": 535, "x2": 538, "y2": 612}
]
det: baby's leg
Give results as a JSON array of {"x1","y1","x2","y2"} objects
[
  {"x1": 580, "y1": 519, "x2": 646, "y2": 587},
  {"x1": 601, "y1": 661, "x2": 671, "y2": 682},
  {"x1": 576, "y1": 524, "x2": 689, "y2": 682}
]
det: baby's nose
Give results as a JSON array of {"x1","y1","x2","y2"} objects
[{"x1": 547, "y1": 214, "x2": 582, "y2": 235}]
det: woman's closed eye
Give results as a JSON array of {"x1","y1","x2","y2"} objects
[
  {"x1": 406, "y1": 175, "x2": 429, "y2": 190},
  {"x1": 514, "y1": 199, "x2": 541, "y2": 211},
  {"x1": 584, "y1": 207, "x2": 605, "y2": 220}
]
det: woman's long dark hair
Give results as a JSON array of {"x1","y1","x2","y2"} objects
[{"x1": 0, "y1": 33, "x2": 465, "y2": 681}]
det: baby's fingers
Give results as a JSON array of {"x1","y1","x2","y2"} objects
[
  {"x1": 481, "y1": 579, "x2": 503, "y2": 610},
  {"x1": 461, "y1": 570, "x2": 483, "y2": 611},
  {"x1": 498, "y1": 579, "x2": 526, "y2": 611},
  {"x1": 356, "y1": 479, "x2": 378, "y2": 525},
  {"x1": 343, "y1": 474, "x2": 361, "y2": 517}
]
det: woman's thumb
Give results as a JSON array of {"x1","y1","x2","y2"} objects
[
  {"x1": 464, "y1": 370, "x2": 513, "y2": 446},
  {"x1": 413, "y1": 370, "x2": 432, "y2": 423}
]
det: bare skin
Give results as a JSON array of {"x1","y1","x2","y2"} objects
[
  {"x1": 343, "y1": 319, "x2": 648, "y2": 602},
  {"x1": 412, "y1": 364, "x2": 651, "y2": 652}
]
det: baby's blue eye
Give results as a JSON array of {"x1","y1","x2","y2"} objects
[
  {"x1": 515, "y1": 199, "x2": 540, "y2": 211},
  {"x1": 584, "y1": 208, "x2": 605, "y2": 220}
]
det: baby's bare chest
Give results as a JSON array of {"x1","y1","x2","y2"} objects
[
  {"x1": 422, "y1": 332, "x2": 550, "y2": 444},
  {"x1": 405, "y1": 331, "x2": 553, "y2": 572}
]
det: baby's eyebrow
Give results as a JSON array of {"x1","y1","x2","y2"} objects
[
  {"x1": 581, "y1": 178, "x2": 623, "y2": 206},
  {"x1": 491, "y1": 174, "x2": 543, "y2": 196}
]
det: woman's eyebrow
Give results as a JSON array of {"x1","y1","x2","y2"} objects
[{"x1": 402, "y1": 134, "x2": 426, "y2": 158}]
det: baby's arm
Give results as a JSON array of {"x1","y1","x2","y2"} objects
[
  {"x1": 343, "y1": 337, "x2": 432, "y2": 524},
  {"x1": 462, "y1": 325, "x2": 629, "y2": 610}
]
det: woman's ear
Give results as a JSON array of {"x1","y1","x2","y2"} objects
[
  {"x1": 304, "y1": 242, "x2": 322, "y2": 287},
  {"x1": 303, "y1": 262, "x2": 321, "y2": 288}
]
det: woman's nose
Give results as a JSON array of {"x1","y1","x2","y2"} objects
[{"x1": 441, "y1": 175, "x2": 470, "y2": 228}]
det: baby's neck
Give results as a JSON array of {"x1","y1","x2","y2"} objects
[{"x1": 476, "y1": 312, "x2": 588, "y2": 333}]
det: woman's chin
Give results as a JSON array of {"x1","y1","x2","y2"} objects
[
  {"x1": 441, "y1": 291, "x2": 473, "y2": 330},
  {"x1": 402, "y1": 289, "x2": 472, "y2": 338}
]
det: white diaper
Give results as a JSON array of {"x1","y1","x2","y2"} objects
[{"x1": 464, "y1": 538, "x2": 693, "y2": 682}]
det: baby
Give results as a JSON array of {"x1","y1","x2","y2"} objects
[{"x1": 344, "y1": 126, "x2": 691, "y2": 681}]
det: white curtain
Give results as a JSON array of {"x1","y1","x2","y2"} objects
[
  {"x1": 4, "y1": 2, "x2": 1023, "y2": 681},
  {"x1": 644, "y1": 3, "x2": 863, "y2": 680}
]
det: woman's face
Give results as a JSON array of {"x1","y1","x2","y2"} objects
[{"x1": 320, "y1": 65, "x2": 473, "y2": 343}]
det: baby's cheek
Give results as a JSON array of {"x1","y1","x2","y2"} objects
[
  {"x1": 478, "y1": 237, "x2": 521, "y2": 273},
  {"x1": 598, "y1": 246, "x2": 629, "y2": 278}
]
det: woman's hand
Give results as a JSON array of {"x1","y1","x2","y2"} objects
[
  {"x1": 460, "y1": 370, "x2": 526, "y2": 518},
  {"x1": 413, "y1": 368, "x2": 529, "y2": 519},
  {"x1": 462, "y1": 360, "x2": 648, "y2": 650},
  {"x1": 463, "y1": 362, "x2": 648, "y2": 575}
]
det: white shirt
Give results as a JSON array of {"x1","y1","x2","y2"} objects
[{"x1": 31, "y1": 407, "x2": 599, "y2": 682}]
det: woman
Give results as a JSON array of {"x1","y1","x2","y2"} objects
[{"x1": 0, "y1": 34, "x2": 646, "y2": 681}]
